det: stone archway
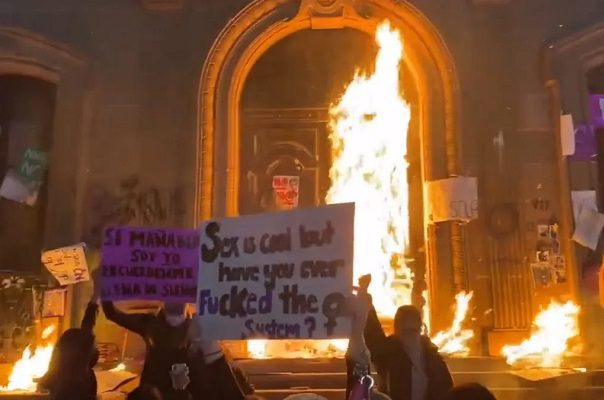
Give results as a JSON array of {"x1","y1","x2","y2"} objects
[{"x1": 196, "y1": 0, "x2": 463, "y2": 330}]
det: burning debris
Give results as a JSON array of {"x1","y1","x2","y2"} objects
[
  {"x1": 431, "y1": 292, "x2": 474, "y2": 356},
  {"x1": 0, "y1": 324, "x2": 56, "y2": 392},
  {"x1": 502, "y1": 300, "x2": 580, "y2": 368}
]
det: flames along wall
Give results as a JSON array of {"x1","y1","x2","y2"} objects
[{"x1": 0, "y1": 0, "x2": 598, "y2": 355}]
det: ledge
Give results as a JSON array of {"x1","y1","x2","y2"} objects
[{"x1": 139, "y1": 0, "x2": 185, "y2": 11}]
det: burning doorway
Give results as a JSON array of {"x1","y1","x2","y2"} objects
[{"x1": 197, "y1": 0, "x2": 462, "y2": 358}]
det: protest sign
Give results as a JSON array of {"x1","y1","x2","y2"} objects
[
  {"x1": 41, "y1": 288, "x2": 67, "y2": 318},
  {"x1": 272, "y1": 175, "x2": 300, "y2": 209},
  {"x1": 424, "y1": 177, "x2": 479, "y2": 224},
  {"x1": 196, "y1": 203, "x2": 354, "y2": 340},
  {"x1": 0, "y1": 170, "x2": 38, "y2": 206},
  {"x1": 572, "y1": 206, "x2": 604, "y2": 251},
  {"x1": 41, "y1": 243, "x2": 90, "y2": 286},
  {"x1": 100, "y1": 227, "x2": 199, "y2": 302},
  {"x1": 15, "y1": 148, "x2": 48, "y2": 190}
]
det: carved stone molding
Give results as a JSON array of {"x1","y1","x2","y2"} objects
[
  {"x1": 471, "y1": 0, "x2": 511, "y2": 4},
  {"x1": 139, "y1": 0, "x2": 185, "y2": 11},
  {"x1": 297, "y1": 0, "x2": 345, "y2": 18}
]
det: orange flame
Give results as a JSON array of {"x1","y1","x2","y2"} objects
[
  {"x1": 431, "y1": 291, "x2": 474, "y2": 356},
  {"x1": 0, "y1": 324, "x2": 56, "y2": 392},
  {"x1": 245, "y1": 22, "x2": 476, "y2": 360},
  {"x1": 326, "y1": 21, "x2": 412, "y2": 317},
  {"x1": 502, "y1": 300, "x2": 580, "y2": 368}
]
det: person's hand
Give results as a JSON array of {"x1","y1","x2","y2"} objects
[{"x1": 358, "y1": 274, "x2": 371, "y2": 294}]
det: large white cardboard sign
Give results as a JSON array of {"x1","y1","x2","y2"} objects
[
  {"x1": 196, "y1": 203, "x2": 354, "y2": 340},
  {"x1": 425, "y1": 177, "x2": 479, "y2": 224}
]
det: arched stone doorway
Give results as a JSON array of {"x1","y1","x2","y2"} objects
[{"x1": 196, "y1": 0, "x2": 463, "y2": 334}]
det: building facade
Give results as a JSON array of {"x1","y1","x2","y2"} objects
[{"x1": 0, "y1": 0, "x2": 602, "y2": 357}]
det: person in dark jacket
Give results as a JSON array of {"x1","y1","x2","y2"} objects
[
  {"x1": 360, "y1": 275, "x2": 454, "y2": 400},
  {"x1": 38, "y1": 299, "x2": 100, "y2": 400},
  {"x1": 101, "y1": 300, "x2": 248, "y2": 400},
  {"x1": 127, "y1": 384, "x2": 163, "y2": 400}
]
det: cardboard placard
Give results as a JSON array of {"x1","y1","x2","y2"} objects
[
  {"x1": 41, "y1": 243, "x2": 90, "y2": 285},
  {"x1": 0, "y1": 170, "x2": 38, "y2": 206},
  {"x1": 196, "y1": 203, "x2": 354, "y2": 340},
  {"x1": 272, "y1": 175, "x2": 300, "y2": 209},
  {"x1": 572, "y1": 206, "x2": 604, "y2": 250},
  {"x1": 41, "y1": 288, "x2": 67, "y2": 317},
  {"x1": 100, "y1": 227, "x2": 199, "y2": 302},
  {"x1": 425, "y1": 177, "x2": 479, "y2": 224}
]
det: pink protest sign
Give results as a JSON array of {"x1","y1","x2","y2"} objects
[{"x1": 100, "y1": 226, "x2": 199, "y2": 302}]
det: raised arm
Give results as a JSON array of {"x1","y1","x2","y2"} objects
[
  {"x1": 80, "y1": 301, "x2": 99, "y2": 333},
  {"x1": 362, "y1": 294, "x2": 390, "y2": 367},
  {"x1": 101, "y1": 301, "x2": 152, "y2": 337}
]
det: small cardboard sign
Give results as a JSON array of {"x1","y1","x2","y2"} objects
[
  {"x1": 0, "y1": 170, "x2": 38, "y2": 206},
  {"x1": 100, "y1": 227, "x2": 199, "y2": 302},
  {"x1": 425, "y1": 177, "x2": 479, "y2": 224},
  {"x1": 272, "y1": 175, "x2": 300, "y2": 209},
  {"x1": 42, "y1": 243, "x2": 90, "y2": 286},
  {"x1": 196, "y1": 203, "x2": 354, "y2": 340}
]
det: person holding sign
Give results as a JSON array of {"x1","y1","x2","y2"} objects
[
  {"x1": 98, "y1": 282, "x2": 248, "y2": 399},
  {"x1": 100, "y1": 299, "x2": 206, "y2": 400},
  {"x1": 360, "y1": 275, "x2": 453, "y2": 400}
]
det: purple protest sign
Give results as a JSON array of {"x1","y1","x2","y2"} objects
[
  {"x1": 589, "y1": 95, "x2": 604, "y2": 128},
  {"x1": 100, "y1": 226, "x2": 199, "y2": 303},
  {"x1": 569, "y1": 124, "x2": 597, "y2": 161}
]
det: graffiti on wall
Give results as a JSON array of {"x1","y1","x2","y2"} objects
[
  {"x1": 0, "y1": 275, "x2": 49, "y2": 362},
  {"x1": 84, "y1": 175, "x2": 186, "y2": 248}
]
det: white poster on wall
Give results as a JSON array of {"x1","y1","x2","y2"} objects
[
  {"x1": 196, "y1": 203, "x2": 354, "y2": 340},
  {"x1": 424, "y1": 177, "x2": 479, "y2": 224}
]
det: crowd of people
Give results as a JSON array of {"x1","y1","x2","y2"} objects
[{"x1": 36, "y1": 272, "x2": 497, "y2": 400}]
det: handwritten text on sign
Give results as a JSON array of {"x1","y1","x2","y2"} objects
[
  {"x1": 100, "y1": 227, "x2": 199, "y2": 302},
  {"x1": 196, "y1": 203, "x2": 354, "y2": 340},
  {"x1": 425, "y1": 177, "x2": 479, "y2": 224},
  {"x1": 42, "y1": 243, "x2": 90, "y2": 285}
]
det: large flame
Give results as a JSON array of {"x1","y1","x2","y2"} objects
[
  {"x1": 245, "y1": 21, "x2": 476, "y2": 360},
  {"x1": 0, "y1": 325, "x2": 56, "y2": 392},
  {"x1": 431, "y1": 291, "x2": 474, "y2": 356},
  {"x1": 326, "y1": 21, "x2": 412, "y2": 316},
  {"x1": 502, "y1": 300, "x2": 580, "y2": 368}
]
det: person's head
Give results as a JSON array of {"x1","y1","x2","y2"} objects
[
  {"x1": 163, "y1": 302, "x2": 186, "y2": 326},
  {"x1": 446, "y1": 383, "x2": 496, "y2": 400},
  {"x1": 394, "y1": 305, "x2": 423, "y2": 344},
  {"x1": 39, "y1": 328, "x2": 96, "y2": 392},
  {"x1": 127, "y1": 385, "x2": 163, "y2": 400}
]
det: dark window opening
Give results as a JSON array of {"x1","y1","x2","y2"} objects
[{"x1": 0, "y1": 75, "x2": 56, "y2": 272}]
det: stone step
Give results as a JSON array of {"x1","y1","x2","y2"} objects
[
  {"x1": 246, "y1": 371, "x2": 533, "y2": 390},
  {"x1": 236, "y1": 356, "x2": 515, "y2": 375},
  {"x1": 254, "y1": 387, "x2": 604, "y2": 400}
]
